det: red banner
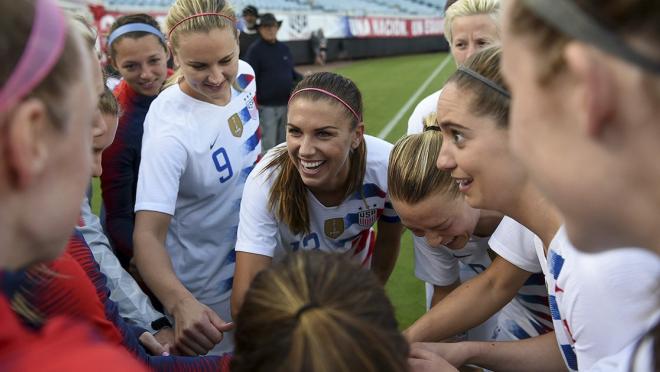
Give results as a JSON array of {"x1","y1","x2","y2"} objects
[{"x1": 347, "y1": 16, "x2": 444, "y2": 38}]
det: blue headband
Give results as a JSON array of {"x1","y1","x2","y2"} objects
[{"x1": 107, "y1": 23, "x2": 166, "y2": 47}]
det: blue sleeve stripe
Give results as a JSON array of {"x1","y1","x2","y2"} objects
[{"x1": 243, "y1": 127, "x2": 261, "y2": 153}]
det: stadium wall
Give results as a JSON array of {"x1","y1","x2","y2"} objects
[
  {"x1": 90, "y1": 5, "x2": 447, "y2": 65},
  {"x1": 286, "y1": 36, "x2": 448, "y2": 65}
]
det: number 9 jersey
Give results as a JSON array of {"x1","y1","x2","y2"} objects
[{"x1": 135, "y1": 60, "x2": 261, "y2": 304}]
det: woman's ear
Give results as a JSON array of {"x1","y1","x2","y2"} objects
[
  {"x1": 169, "y1": 43, "x2": 179, "y2": 67},
  {"x1": 564, "y1": 42, "x2": 616, "y2": 139},
  {"x1": 108, "y1": 54, "x2": 118, "y2": 71},
  {"x1": 5, "y1": 99, "x2": 51, "y2": 189},
  {"x1": 352, "y1": 123, "x2": 365, "y2": 149}
]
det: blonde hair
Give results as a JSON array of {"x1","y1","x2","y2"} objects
[
  {"x1": 264, "y1": 72, "x2": 366, "y2": 235},
  {"x1": 164, "y1": 0, "x2": 238, "y2": 89},
  {"x1": 446, "y1": 45, "x2": 509, "y2": 127},
  {"x1": 70, "y1": 15, "x2": 97, "y2": 50},
  {"x1": 388, "y1": 130, "x2": 460, "y2": 205},
  {"x1": 98, "y1": 86, "x2": 120, "y2": 116},
  {"x1": 444, "y1": 0, "x2": 501, "y2": 43},
  {"x1": 233, "y1": 251, "x2": 409, "y2": 372}
]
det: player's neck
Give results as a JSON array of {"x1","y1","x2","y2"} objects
[
  {"x1": 505, "y1": 182, "x2": 562, "y2": 251},
  {"x1": 473, "y1": 210, "x2": 502, "y2": 237}
]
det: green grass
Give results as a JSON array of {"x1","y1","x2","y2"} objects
[
  {"x1": 336, "y1": 52, "x2": 455, "y2": 328},
  {"x1": 90, "y1": 52, "x2": 454, "y2": 330}
]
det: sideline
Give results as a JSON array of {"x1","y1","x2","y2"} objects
[{"x1": 377, "y1": 54, "x2": 452, "y2": 140}]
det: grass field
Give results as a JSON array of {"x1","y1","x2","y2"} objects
[{"x1": 90, "y1": 51, "x2": 455, "y2": 329}]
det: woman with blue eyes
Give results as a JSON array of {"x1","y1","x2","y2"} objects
[
  {"x1": 231, "y1": 72, "x2": 404, "y2": 316},
  {"x1": 133, "y1": 0, "x2": 260, "y2": 356},
  {"x1": 101, "y1": 13, "x2": 169, "y2": 269}
]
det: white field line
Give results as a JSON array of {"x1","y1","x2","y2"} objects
[{"x1": 377, "y1": 55, "x2": 452, "y2": 140}]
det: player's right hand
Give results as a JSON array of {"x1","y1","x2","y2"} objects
[{"x1": 171, "y1": 296, "x2": 234, "y2": 356}]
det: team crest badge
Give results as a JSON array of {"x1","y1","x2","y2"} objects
[
  {"x1": 324, "y1": 218, "x2": 345, "y2": 239},
  {"x1": 357, "y1": 208, "x2": 378, "y2": 227},
  {"x1": 228, "y1": 113, "x2": 243, "y2": 137}
]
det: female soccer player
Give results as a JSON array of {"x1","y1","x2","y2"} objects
[
  {"x1": 408, "y1": 0, "x2": 501, "y2": 133},
  {"x1": 233, "y1": 251, "x2": 410, "y2": 372},
  {"x1": 133, "y1": 0, "x2": 260, "y2": 355},
  {"x1": 0, "y1": 0, "x2": 146, "y2": 369},
  {"x1": 100, "y1": 13, "x2": 169, "y2": 268},
  {"x1": 231, "y1": 72, "x2": 404, "y2": 315},
  {"x1": 500, "y1": 0, "x2": 660, "y2": 369},
  {"x1": 389, "y1": 130, "x2": 551, "y2": 343},
  {"x1": 409, "y1": 46, "x2": 658, "y2": 371}
]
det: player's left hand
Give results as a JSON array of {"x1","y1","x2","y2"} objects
[{"x1": 139, "y1": 331, "x2": 170, "y2": 356}]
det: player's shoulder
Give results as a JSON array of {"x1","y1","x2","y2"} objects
[
  {"x1": 407, "y1": 89, "x2": 443, "y2": 134},
  {"x1": 147, "y1": 85, "x2": 190, "y2": 122},
  {"x1": 364, "y1": 135, "x2": 393, "y2": 162},
  {"x1": 238, "y1": 60, "x2": 256, "y2": 79},
  {"x1": 363, "y1": 135, "x2": 393, "y2": 185}
]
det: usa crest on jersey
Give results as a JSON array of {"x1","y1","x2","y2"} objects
[{"x1": 357, "y1": 208, "x2": 378, "y2": 226}]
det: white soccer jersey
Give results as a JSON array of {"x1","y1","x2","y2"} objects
[
  {"x1": 135, "y1": 60, "x2": 261, "y2": 304},
  {"x1": 538, "y1": 226, "x2": 660, "y2": 371},
  {"x1": 415, "y1": 234, "x2": 500, "y2": 341},
  {"x1": 407, "y1": 90, "x2": 442, "y2": 134},
  {"x1": 414, "y1": 235, "x2": 491, "y2": 287},
  {"x1": 236, "y1": 135, "x2": 399, "y2": 265},
  {"x1": 416, "y1": 230, "x2": 552, "y2": 341},
  {"x1": 488, "y1": 217, "x2": 554, "y2": 341}
]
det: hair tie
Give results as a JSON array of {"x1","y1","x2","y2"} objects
[
  {"x1": 457, "y1": 66, "x2": 510, "y2": 99},
  {"x1": 168, "y1": 12, "x2": 236, "y2": 40},
  {"x1": 423, "y1": 125, "x2": 441, "y2": 132},
  {"x1": 295, "y1": 301, "x2": 320, "y2": 320},
  {"x1": 107, "y1": 23, "x2": 166, "y2": 47},
  {"x1": 523, "y1": 0, "x2": 660, "y2": 75},
  {"x1": 288, "y1": 87, "x2": 362, "y2": 122},
  {"x1": 0, "y1": 0, "x2": 68, "y2": 113}
]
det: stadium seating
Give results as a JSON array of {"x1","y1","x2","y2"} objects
[{"x1": 102, "y1": 0, "x2": 444, "y2": 16}]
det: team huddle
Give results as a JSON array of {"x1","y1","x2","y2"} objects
[{"x1": 0, "y1": 0, "x2": 658, "y2": 371}]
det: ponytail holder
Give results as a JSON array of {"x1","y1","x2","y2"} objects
[
  {"x1": 289, "y1": 87, "x2": 362, "y2": 122},
  {"x1": 168, "y1": 13, "x2": 236, "y2": 40},
  {"x1": 423, "y1": 125, "x2": 441, "y2": 132},
  {"x1": 0, "y1": 0, "x2": 68, "y2": 114},
  {"x1": 295, "y1": 301, "x2": 320, "y2": 320}
]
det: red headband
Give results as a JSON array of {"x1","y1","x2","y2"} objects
[
  {"x1": 168, "y1": 13, "x2": 236, "y2": 40},
  {"x1": 0, "y1": 0, "x2": 68, "y2": 113},
  {"x1": 288, "y1": 88, "x2": 362, "y2": 122}
]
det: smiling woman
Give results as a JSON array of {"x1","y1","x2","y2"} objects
[
  {"x1": 388, "y1": 130, "x2": 551, "y2": 345},
  {"x1": 231, "y1": 72, "x2": 404, "y2": 319},
  {"x1": 132, "y1": 0, "x2": 261, "y2": 356},
  {"x1": 100, "y1": 13, "x2": 169, "y2": 269}
]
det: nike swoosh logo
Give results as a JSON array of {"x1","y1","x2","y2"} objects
[
  {"x1": 210, "y1": 134, "x2": 220, "y2": 150},
  {"x1": 453, "y1": 254, "x2": 472, "y2": 258}
]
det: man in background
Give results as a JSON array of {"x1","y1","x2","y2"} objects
[
  {"x1": 246, "y1": 13, "x2": 302, "y2": 152},
  {"x1": 239, "y1": 5, "x2": 259, "y2": 59}
]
